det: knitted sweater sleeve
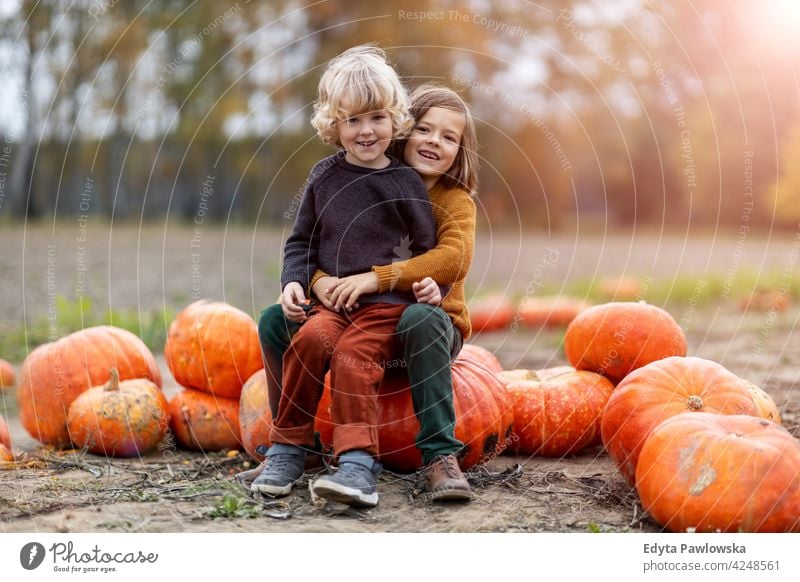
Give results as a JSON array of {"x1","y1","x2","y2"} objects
[
  {"x1": 372, "y1": 188, "x2": 476, "y2": 293},
  {"x1": 280, "y1": 161, "x2": 330, "y2": 290}
]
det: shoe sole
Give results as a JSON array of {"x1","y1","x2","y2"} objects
[
  {"x1": 250, "y1": 481, "x2": 294, "y2": 496},
  {"x1": 312, "y1": 480, "x2": 379, "y2": 507},
  {"x1": 428, "y1": 488, "x2": 474, "y2": 501}
]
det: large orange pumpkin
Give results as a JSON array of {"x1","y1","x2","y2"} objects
[
  {"x1": 564, "y1": 301, "x2": 687, "y2": 384},
  {"x1": 316, "y1": 358, "x2": 513, "y2": 471},
  {"x1": 0, "y1": 414, "x2": 10, "y2": 449},
  {"x1": 169, "y1": 388, "x2": 241, "y2": 452},
  {"x1": 458, "y1": 344, "x2": 502, "y2": 373},
  {"x1": 164, "y1": 300, "x2": 263, "y2": 400},
  {"x1": 601, "y1": 356, "x2": 759, "y2": 484},
  {"x1": 469, "y1": 293, "x2": 515, "y2": 333},
  {"x1": 502, "y1": 369, "x2": 614, "y2": 457},
  {"x1": 17, "y1": 326, "x2": 162, "y2": 448},
  {"x1": 636, "y1": 413, "x2": 800, "y2": 532},
  {"x1": 0, "y1": 359, "x2": 15, "y2": 390},
  {"x1": 517, "y1": 296, "x2": 590, "y2": 328},
  {"x1": 67, "y1": 369, "x2": 170, "y2": 457}
]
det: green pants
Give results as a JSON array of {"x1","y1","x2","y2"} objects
[{"x1": 258, "y1": 302, "x2": 463, "y2": 465}]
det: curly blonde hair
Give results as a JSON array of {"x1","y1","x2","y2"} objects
[{"x1": 311, "y1": 45, "x2": 414, "y2": 146}]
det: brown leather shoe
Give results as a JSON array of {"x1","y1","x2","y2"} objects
[{"x1": 423, "y1": 455, "x2": 473, "y2": 501}]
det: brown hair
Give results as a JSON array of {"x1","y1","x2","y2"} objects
[{"x1": 391, "y1": 84, "x2": 480, "y2": 195}]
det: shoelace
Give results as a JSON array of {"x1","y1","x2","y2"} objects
[{"x1": 434, "y1": 455, "x2": 460, "y2": 479}]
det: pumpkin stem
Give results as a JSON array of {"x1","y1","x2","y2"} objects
[
  {"x1": 686, "y1": 394, "x2": 704, "y2": 410},
  {"x1": 105, "y1": 368, "x2": 120, "y2": 392}
]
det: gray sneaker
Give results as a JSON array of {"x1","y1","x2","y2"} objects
[
  {"x1": 312, "y1": 450, "x2": 381, "y2": 507},
  {"x1": 250, "y1": 443, "x2": 306, "y2": 496}
]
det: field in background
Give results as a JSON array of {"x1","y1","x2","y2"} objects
[{"x1": 1, "y1": 221, "x2": 798, "y2": 361}]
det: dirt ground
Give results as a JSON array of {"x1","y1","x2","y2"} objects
[{"x1": 0, "y1": 223, "x2": 798, "y2": 532}]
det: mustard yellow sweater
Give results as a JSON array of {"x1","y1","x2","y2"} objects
[{"x1": 310, "y1": 181, "x2": 476, "y2": 339}]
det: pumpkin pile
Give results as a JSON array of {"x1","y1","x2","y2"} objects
[
  {"x1": 17, "y1": 325, "x2": 163, "y2": 449},
  {"x1": 164, "y1": 300, "x2": 262, "y2": 452},
  {"x1": 555, "y1": 299, "x2": 796, "y2": 532}
]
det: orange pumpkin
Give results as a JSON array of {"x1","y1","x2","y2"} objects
[
  {"x1": 564, "y1": 301, "x2": 687, "y2": 384},
  {"x1": 601, "y1": 356, "x2": 759, "y2": 484},
  {"x1": 517, "y1": 296, "x2": 590, "y2": 328},
  {"x1": 0, "y1": 413, "x2": 11, "y2": 449},
  {"x1": 503, "y1": 370, "x2": 614, "y2": 456},
  {"x1": 0, "y1": 444, "x2": 13, "y2": 462},
  {"x1": 66, "y1": 368, "x2": 170, "y2": 457},
  {"x1": 169, "y1": 388, "x2": 241, "y2": 452},
  {"x1": 164, "y1": 300, "x2": 263, "y2": 400},
  {"x1": 239, "y1": 368, "x2": 335, "y2": 462},
  {"x1": 459, "y1": 344, "x2": 502, "y2": 373},
  {"x1": 17, "y1": 326, "x2": 162, "y2": 448},
  {"x1": 744, "y1": 381, "x2": 781, "y2": 424},
  {"x1": 0, "y1": 359, "x2": 15, "y2": 390},
  {"x1": 739, "y1": 288, "x2": 790, "y2": 313},
  {"x1": 239, "y1": 369, "x2": 273, "y2": 461},
  {"x1": 469, "y1": 293, "x2": 515, "y2": 333},
  {"x1": 636, "y1": 413, "x2": 800, "y2": 532},
  {"x1": 317, "y1": 358, "x2": 513, "y2": 471}
]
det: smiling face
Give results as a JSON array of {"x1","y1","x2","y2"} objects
[
  {"x1": 403, "y1": 106, "x2": 466, "y2": 189},
  {"x1": 337, "y1": 109, "x2": 394, "y2": 169}
]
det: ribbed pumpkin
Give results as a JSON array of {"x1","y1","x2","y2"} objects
[
  {"x1": 517, "y1": 296, "x2": 589, "y2": 328},
  {"x1": 164, "y1": 300, "x2": 263, "y2": 400},
  {"x1": 66, "y1": 368, "x2": 170, "y2": 457},
  {"x1": 601, "y1": 356, "x2": 759, "y2": 484},
  {"x1": 317, "y1": 358, "x2": 513, "y2": 471},
  {"x1": 17, "y1": 326, "x2": 162, "y2": 448},
  {"x1": 564, "y1": 301, "x2": 687, "y2": 384},
  {"x1": 0, "y1": 359, "x2": 15, "y2": 390},
  {"x1": 744, "y1": 381, "x2": 781, "y2": 424},
  {"x1": 0, "y1": 444, "x2": 13, "y2": 462},
  {"x1": 501, "y1": 369, "x2": 614, "y2": 457},
  {"x1": 459, "y1": 344, "x2": 502, "y2": 373},
  {"x1": 169, "y1": 388, "x2": 241, "y2": 452},
  {"x1": 469, "y1": 293, "x2": 514, "y2": 333},
  {"x1": 0, "y1": 413, "x2": 10, "y2": 449},
  {"x1": 636, "y1": 413, "x2": 800, "y2": 532}
]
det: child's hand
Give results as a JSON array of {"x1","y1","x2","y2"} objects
[
  {"x1": 312, "y1": 276, "x2": 339, "y2": 310},
  {"x1": 281, "y1": 282, "x2": 309, "y2": 323},
  {"x1": 413, "y1": 277, "x2": 442, "y2": 305},
  {"x1": 330, "y1": 272, "x2": 379, "y2": 312}
]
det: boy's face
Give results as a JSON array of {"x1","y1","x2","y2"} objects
[{"x1": 338, "y1": 109, "x2": 393, "y2": 169}]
